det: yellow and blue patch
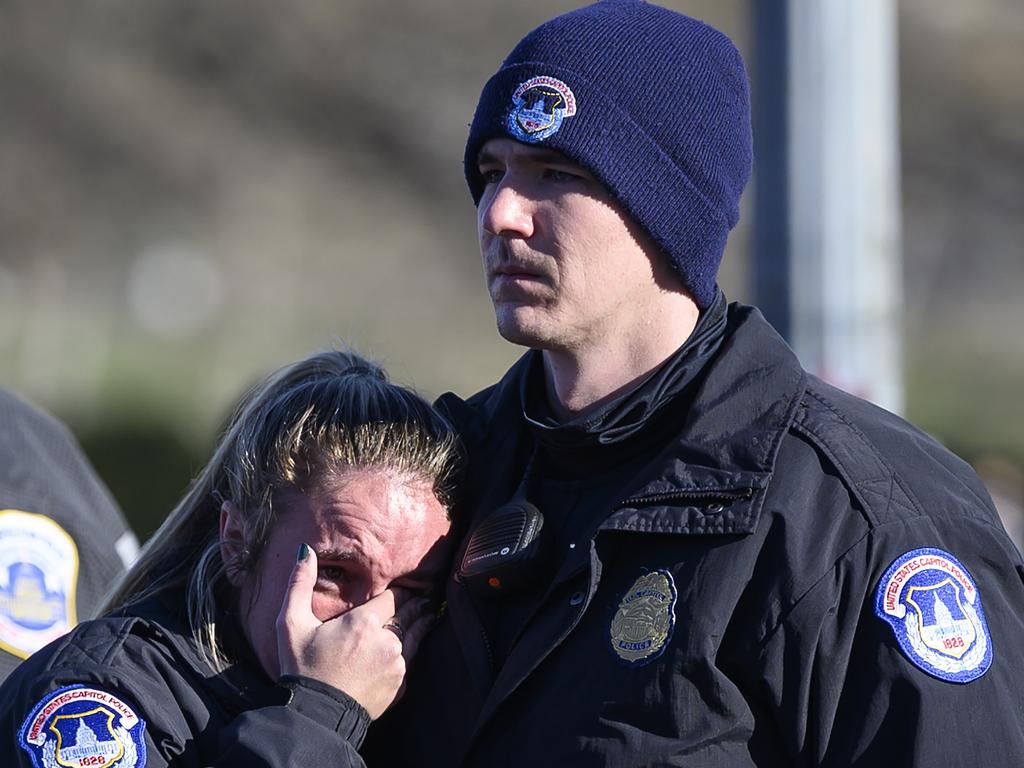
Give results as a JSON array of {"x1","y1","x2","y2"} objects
[
  {"x1": 0, "y1": 510, "x2": 79, "y2": 659},
  {"x1": 19, "y1": 684, "x2": 147, "y2": 768},
  {"x1": 507, "y1": 75, "x2": 577, "y2": 143},
  {"x1": 875, "y1": 547, "x2": 992, "y2": 683}
]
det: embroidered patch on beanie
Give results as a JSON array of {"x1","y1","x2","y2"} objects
[{"x1": 507, "y1": 76, "x2": 577, "y2": 143}]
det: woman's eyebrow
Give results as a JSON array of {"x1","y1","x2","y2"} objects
[{"x1": 313, "y1": 547, "x2": 360, "y2": 562}]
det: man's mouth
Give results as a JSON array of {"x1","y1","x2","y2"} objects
[
  {"x1": 488, "y1": 262, "x2": 550, "y2": 302},
  {"x1": 489, "y1": 264, "x2": 548, "y2": 287},
  {"x1": 493, "y1": 265, "x2": 543, "y2": 279}
]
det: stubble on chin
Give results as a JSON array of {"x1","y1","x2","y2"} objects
[{"x1": 492, "y1": 300, "x2": 551, "y2": 349}]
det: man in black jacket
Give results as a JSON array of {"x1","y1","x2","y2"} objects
[{"x1": 370, "y1": 1, "x2": 1024, "y2": 765}]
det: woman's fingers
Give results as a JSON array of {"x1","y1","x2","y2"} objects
[{"x1": 275, "y1": 544, "x2": 319, "y2": 676}]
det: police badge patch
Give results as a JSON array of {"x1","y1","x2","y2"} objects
[
  {"x1": 0, "y1": 509, "x2": 79, "y2": 659},
  {"x1": 19, "y1": 685, "x2": 147, "y2": 768},
  {"x1": 507, "y1": 76, "x2": 577, "y2": 143},
  {"x1": 609, "y1": 569, "x2": 677, "y2": 666},
  {"x1": 875, "y1": 548, "x2": 992, "y2": 683}
]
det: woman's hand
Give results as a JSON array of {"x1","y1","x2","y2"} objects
[{"x1": 275, "y1": 544, "x2": 410, "y2": 719}]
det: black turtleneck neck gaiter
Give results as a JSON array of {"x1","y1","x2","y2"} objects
[{"x1": 520, "y1": 290, "x2": 729, "y2": 479}]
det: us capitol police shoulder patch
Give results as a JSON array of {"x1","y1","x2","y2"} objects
[
  {"x1": 19, "y1": 684, "x2": 147, "y2": 768},
  {"x1": 0, "y1": 509, "x2": 79, "y2": 659},
  {"x1": 609, "y1": 569, "x2": 677, "y2": 666},
  {"x1": 875, "y1": 547, "x2": 992, "y2": 683}
]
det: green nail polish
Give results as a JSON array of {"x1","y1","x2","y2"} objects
[{"x1": 297, "y1": 543, "x2": 310, "y2": 562}]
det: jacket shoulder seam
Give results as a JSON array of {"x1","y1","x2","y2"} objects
[{"x1": 793, "y1": 389, "x2": 926, "y2": 525}]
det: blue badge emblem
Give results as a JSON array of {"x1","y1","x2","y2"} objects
[
  {"x1": 507, "y1": 76, "x2": 577, "y2": 143},
  {"x1": 609, "y1": 569, "x2": 677, "y2": 666},
  {"x1": 0, "y1": 510, "x2": 79, "y2": 659},
  {"x1": 875, "y1": 548, "x2": 992, "y2": 683},
  {"x1": 19, "y1": 685, "x2": 147, "y2": 768}
]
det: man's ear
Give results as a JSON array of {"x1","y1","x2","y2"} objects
[{"x1": 220, "y1": 500, "x2": 247, "y2": 587}]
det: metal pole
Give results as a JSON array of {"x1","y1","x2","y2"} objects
[{"x1": 754, "y1": 0, "x2": 904, "y2": 413}]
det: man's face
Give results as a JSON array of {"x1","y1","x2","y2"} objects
[
  {"x1": 231, "y1": 471, "x2": 452, "y2": 680},
  {"x1": 476, "y1": 137, "x2": 672, "y2": 353}
]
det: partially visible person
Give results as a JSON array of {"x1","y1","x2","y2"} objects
[
  {"x1": 0, "y1": 350, "x2": 459, "y2": 767},
  {"x1": 0, "y1": 387, "x2": 139, "y2": 682}
]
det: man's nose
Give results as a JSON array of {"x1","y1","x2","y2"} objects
[{"x1": 480, "y1": 180, "x2": 535, "y2": 239}]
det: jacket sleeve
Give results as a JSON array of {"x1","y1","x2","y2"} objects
[
  {"x1": 2, "y1": 665, "x2": 371, "y2": 767},
  {"x1": 755, "y1": 517, "x2": 1024, "y2": 766},
  {"x1": 212, "y1": 676, "x2": 371, "y2": 766}
]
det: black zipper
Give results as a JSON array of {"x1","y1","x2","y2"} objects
[{"x1": 616, "y1": 487, "x2": 755, "y2": 509}]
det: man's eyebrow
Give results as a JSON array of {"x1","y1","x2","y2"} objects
[
  {"x1": 523, "y1": 148, "x2": 577, "y2": 165},
  {"x1": 476, "y1": 147, "x2": 576, "y2": 167},
  {"x1": 476, "y1": 149, "x2": 501, "y2": 166}
]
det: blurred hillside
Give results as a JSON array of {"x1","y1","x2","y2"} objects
[
  {"x1": 899, "y1": 0, "x2": 1024, "y2": 466},
  {"x1": 0, "y1": 0, "x2": 1021, "y2": 539}
]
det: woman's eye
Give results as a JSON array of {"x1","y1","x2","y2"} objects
[{"x1": 318, "y1": 565, "x2": 347, "y2": 582}]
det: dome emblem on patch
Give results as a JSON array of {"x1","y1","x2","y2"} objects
[
  {"x1": 0, "y1": 509, "x2": 79, "y2": 659},
  {"x1": 875, "y1": 548, "x2": 992, "y2": 683},
  {"x1": 609, "y1": 569, "x2": 676, "y2": 666},
  {"x1": 18, "y1": 684, "x2": 147, "y2": 768},
  {"x1": 507, "y1": 76, "x2": 577, "y2": 143}
]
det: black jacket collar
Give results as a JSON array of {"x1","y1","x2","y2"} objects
[{"x1": 438, "y1": 303, "x2": 807, "y2": 537}]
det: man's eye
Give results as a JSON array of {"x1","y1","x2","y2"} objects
[
  {"x1": 480, "y1": 168, "x2": 504, "y2": 184},
  {"x1": 543, "y1": 168, "x2": 581, "y2": 182}
]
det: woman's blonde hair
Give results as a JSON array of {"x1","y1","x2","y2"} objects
[{"x1": 103, "y1": 349, "x2": 459, "y2": 669}]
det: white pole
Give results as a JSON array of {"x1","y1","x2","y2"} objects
[{"x1": 786, "y1": 0, "x2": 903, "y2": 413}]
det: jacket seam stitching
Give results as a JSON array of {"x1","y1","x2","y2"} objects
[
  {"x1": 796, "y1": 390, "x2": 927, "y2": 523},
  {"x1": 790, "y1": 419, "x2": 878, "y2": 526},
  {"x1": 856, "y1": 476, "x2": 920, "y2": 518},
  {"x1": 804, "y1": 389, "x2": 926, "y2": 519}
]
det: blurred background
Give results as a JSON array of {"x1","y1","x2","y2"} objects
[{"x1": 0, "y1": 0, "x2": 1021, "y2": 546}]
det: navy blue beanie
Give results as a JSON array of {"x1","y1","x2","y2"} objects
[{"x1": 465, "y1": 0, "x2": 752, "y2": 310}]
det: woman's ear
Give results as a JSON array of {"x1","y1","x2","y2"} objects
[{"x1": 219, "y1": 500, "x2": 247, "y2": 587}]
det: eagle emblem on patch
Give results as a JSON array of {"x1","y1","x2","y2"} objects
[
  {"x1": 0, "y1": 509, "x2": 79, "y2": 659},
  {"x1": 609, "y1": 569, "x2": 677, "y2": 666},
  {"x1": 19, "y1": 685, "x2": 147, "y2": 768},
  {"x1": 507, "y1": 75, "x2": 577, "y2": 143},
  {"x1": 875, "y1": 548, "x2": 992, "y2": 683}
]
